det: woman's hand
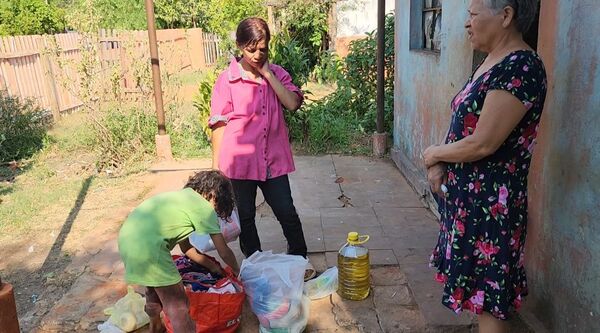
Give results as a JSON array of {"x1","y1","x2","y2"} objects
[
  {"x1": 422, "y1": 145, "x2": 440, "y2": 168},
  {"x1": 257, "y1": 60, "x2": 272, "y2": 79},
  {"x1": 427, "y1": 163, "x2": 447, "y2": 196},
  {"x1": 257, "y1": 60, "x2": 303, "y2": 111}
]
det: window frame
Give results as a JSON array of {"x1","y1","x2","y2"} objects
[{"x1": 410, "y1": 0, "x2": 443, "y2": 54}]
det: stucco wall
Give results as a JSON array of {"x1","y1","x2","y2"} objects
[
  {"x1": 392, "y1": 0, "x2": 600, "y2": 331},
  {"x1": 391, "y1": 0, "x2": 472, "y2": 198},
  {"x1": 525, "y1": 1, "x2": 600, "y2": 331},
  {"x1": 336, "y1": 0, "x2": 395, "y2": 37}
]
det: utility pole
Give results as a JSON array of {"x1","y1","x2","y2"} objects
[
  {"x1": 144, "y1": 0, "x2": 172, "y2": 160},
  {"x1": 266, "y1": 1, "x2": 277, "y2": 34},
  {"x1": 373, "y1": 0, "x2": 387, "y2": 157}
]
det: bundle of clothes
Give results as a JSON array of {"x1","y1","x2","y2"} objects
[{"x1": 174, "y1": 256, "x2": 239, "y2": 294}]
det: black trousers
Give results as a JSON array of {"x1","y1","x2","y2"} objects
[{"x1": 231, "y1": 175, "x2": 307, "y2": 258}]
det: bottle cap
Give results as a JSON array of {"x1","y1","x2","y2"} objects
[
  {"x1": 348, "y1": 232, "x2": 359, "y2": 242},
  {"x1": 347, "y1": 232, "x2": 369, "y2": 245}
]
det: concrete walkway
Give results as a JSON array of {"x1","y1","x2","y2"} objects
[{"x1": 36, "y1": 155, "x2": 534, "y2": 332}]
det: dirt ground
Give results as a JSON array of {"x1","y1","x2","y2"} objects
[
  {"x1": 0, "y1": 167, "x2": 160, "y2": 332},
  {"x1": 0, "y1": 78, "x2": 336, "y2": 332}
]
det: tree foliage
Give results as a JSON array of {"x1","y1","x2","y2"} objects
[
  {"x1": 66, "y1": 0, "x2": 146, "y2": 31},
  {"x1": 155, "y1": 0, "x2": 209, "y2": 29},
  {"x1": 205, "y1": 0, "x2": 266, "y2": 39},
  {"x1": 0, "y1": 0, "x2": 267, "y2": 35},
  {"x1": 276, "y1": 0, "x2": 333, "y2": 70},
  {"x1": 0, "y1": 0, "x2": 66, "y2": 36},
  {"x1": 94, "y1": 0, "x2": 147, "y2": 30}
]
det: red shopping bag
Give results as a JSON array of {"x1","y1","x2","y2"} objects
[{"x1": 164, "y1": 255, "x2": 245, "y2": 333}]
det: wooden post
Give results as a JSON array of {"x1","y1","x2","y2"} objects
[
  {"x1": 144, "y1": 0, "x2": 173, "y2": 160},
  {"x1": 267, "y1": 5, "x2": 276, "y2": 34},
  {"x1": 328, "y1": 2, "x2": 337, "y2": 51}
]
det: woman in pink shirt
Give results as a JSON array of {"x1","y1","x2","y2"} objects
[{"x1": 209, "y1": 17, "x2": 315, "y2": 279}]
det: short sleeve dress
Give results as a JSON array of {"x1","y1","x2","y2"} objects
[{"x1": 430, "y1": 50, "x2": 547, "y2": 320}]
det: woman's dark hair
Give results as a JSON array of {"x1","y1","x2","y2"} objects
[
  {"x1": 236, "y1": 17, "x2": 270, "y2": 49},
  {"x1": 484, "y1": 0, "x2": 539, "y2": 33},
  {"x1": 185, "y1": 170, "x2": 235, "y2": 219}
]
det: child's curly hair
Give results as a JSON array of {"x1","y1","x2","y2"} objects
[{"x1": 184, "y1": 170, "x2": 235, "y2": 219}]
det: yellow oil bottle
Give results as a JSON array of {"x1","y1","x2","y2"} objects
[{"x1": 337, "y1": 232, "x2": 370, "y2": 300}]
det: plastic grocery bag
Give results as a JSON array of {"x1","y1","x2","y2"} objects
[
  {"x1": 239, "y1": 251, "x2": 309, "y2": 333},
  {"x1": 258, "y1": 296, "x2": 310, "y2": 333},
  {"x1": 303, "y1": 266, "x2": 338, "y2": 300},
  {"x1": 98, "y1": 286, "x2": 149, "y2": 332},
  {"x1": 163, "y1": 255, "x2": 245, "y2": 333},
  {"x1": 189, "y1": 209, "x2": 241, "y2": 252},
  {"x1": 97, "y1": 322, "x2": 125, "y2": 333}
]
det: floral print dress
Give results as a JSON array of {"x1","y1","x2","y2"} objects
[{"x1": 430, "y1": 50, "x2": 547, "y2": 320}]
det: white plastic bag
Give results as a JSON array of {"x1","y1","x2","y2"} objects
[
  {"x1": 189, "y1": 209, "x2": 241, "y2": 252},
  {"x1": 97, "y1": 321, "x2": 125, "y2": 333},
  {"x1": 239, "y1": 251, "x2": 309, "y2": 333},
  {"x1": 98, "y1": 287, "x2": 149, "y2": 332},
  {"x1": 304, "y1": 266, "x2": 338, "y2": 300},
  {"x1": 258, "y1": 296, "x2": 310, "y2": 333}
]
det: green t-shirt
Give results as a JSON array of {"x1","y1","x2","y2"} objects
[{"x1": 118, "y1": 188, "x2": 221, "y2": 287}]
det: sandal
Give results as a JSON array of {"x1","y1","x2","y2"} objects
[{"x1": 304, "y1": 262, "x2": 317, "y2": 281}]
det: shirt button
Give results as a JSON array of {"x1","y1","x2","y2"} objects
[
  {"x1": 262, "y1": 112, "x2": 265, "y2": 115},
  {"x1": 263, "y1": 128, "x2": 266, "y2": 131}
]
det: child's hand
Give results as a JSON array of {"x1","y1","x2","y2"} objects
[
  {"x1": 211, "y1": 233, "x2": 240, "y2": 276},
  {"x1": 208, "y1": 262, "x2": 225, "y2": 276}
]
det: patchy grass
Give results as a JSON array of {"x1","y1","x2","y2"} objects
[
  {"x1": 0, "y1": 113, "x2": 104, "y2": 232},
  {"x1": 176, "y1": 69, "x2": 208, "y2": 87},
  {"x1": 0, "y1": 66, "x2": 213, "y2": 233}
]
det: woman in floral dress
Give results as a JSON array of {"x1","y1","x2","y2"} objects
[{"x1": 422, "y1": 0, "x2": 546, "y2": 332}]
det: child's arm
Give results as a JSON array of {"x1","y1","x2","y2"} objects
[
  {"x1": 178, "y1": 238, "x2": 224, "y2": 276},
  {"x1": 210, "y1": 233, "x2": 240, "y2": 276}
]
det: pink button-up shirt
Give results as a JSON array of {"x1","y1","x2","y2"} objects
[{"x1": 209, "y1": 57, "x2": 303, "y2": 181}]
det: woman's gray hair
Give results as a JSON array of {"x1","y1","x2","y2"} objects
[{"x1": 483, "y1": 0, "x2": 539, "y2": 32}]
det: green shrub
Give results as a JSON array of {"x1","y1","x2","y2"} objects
[
  {"x1": 341, "y1": 12, "x2": 395, "y2": 133},
  {"x1": 286, "y1": 12, "x2": 395, "y2": 153},
  {"x1": 93, "y1": 106, "x2": 156, "y2": 171},
  {"x1": 277, "y1": 0, "x2": 333, "y2": 71},
  {"x1": 270, "y1": 33, "x2": 311, "y2": 89},
  {"x1": 169, "y1": 109, "x2": 210, "y2": 158},
  {"x1": 304, "y1": 87, "x2": 353, "y2": 153},
  {"x1": 312, "y1": 51, "x2": 344, "y2": 84},
  {"x1": 0, "y1": 92, "x2": 50, "y2": 162},
  {"x1": 193, "y1": 69, "x2": 219, "y2": 143}
]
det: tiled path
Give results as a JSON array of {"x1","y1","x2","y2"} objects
[{"x1": 37, "y1": 156, "x2": 535, "y2": 332}]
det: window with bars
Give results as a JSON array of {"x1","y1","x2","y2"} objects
[
  {"x1": 423, "y1": 0, "x2": 442, "y2": 51},
  {"x1": 409, "y1": 0, "x2": 442, "y2": 52}
]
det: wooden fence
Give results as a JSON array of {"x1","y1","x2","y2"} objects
[{"x1": 0, "y1": 28, "x2": 222, "y2": 118}]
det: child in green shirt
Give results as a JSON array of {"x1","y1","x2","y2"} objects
[{"x1": 118, "y1": 170, "x2": 239, "y2": 333}]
